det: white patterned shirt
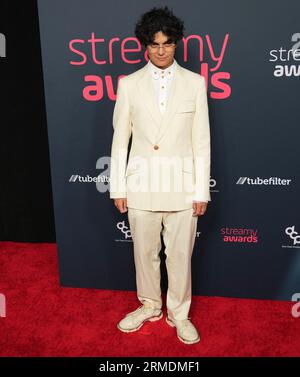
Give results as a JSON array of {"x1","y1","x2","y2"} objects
[{"x1": 147, "y1": 59, "x2": 176, "y2": 114}]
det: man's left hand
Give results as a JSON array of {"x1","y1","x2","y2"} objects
[{"x1": 192, "y1": 201, "x2": 208, "y2": 216}]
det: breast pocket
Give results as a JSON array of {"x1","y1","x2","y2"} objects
[{"x1": 176, "y1": 100, "x2": 196, "y2": 113}]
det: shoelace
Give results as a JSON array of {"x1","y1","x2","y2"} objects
[
  {"x1": 131, "y1": 305, "x2": 156, "y2": 317},
  {"x1": 173, "y1": 317, "x2": 192, "y2": 327}
]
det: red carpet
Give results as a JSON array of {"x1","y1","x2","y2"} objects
[{"x1": 0, "y1": 241, "x2": 299, "y2": 357}]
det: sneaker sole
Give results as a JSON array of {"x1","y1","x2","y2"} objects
[
  {"x1": 117, "y1": 311, "x2": 163, "y2": 333},
  {"x1": 165, "y1": 316, "x2": 200, "y2": 345}
]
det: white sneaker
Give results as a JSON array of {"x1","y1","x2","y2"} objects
[
  {"x1": 166, "y1": 316, "x2": 200, "y2": 344},
  {"x1": 117, "y1": 304, "x2": 163, "y2": 333}
]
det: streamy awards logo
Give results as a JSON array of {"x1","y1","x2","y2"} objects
[{"x1": 269, "y1": 33, "x2": 300, "y2": 77}]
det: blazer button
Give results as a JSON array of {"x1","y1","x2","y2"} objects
[{"x1": 153, "y1": 145, "x2": 159, "y2": 150}]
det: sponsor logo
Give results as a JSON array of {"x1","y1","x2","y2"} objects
[
  {"x1": 282, "y1": 226, "x2": 300, "y2": 249},
  {"x1": 236, "y1": 177, "x2": 291, "y2": 186},
  {"x1": 115, "y1": 221, "x2": 132, "y2": 242},
  {"x1": 69, "y1": 174, "x2": 109, "y2": 183}
]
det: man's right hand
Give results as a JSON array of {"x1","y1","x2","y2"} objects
[{"x1": 114, "y1": 198, "x2": 128, "y2": 213}]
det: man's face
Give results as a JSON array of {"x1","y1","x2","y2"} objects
[{"x1": 147, "y1": 31, "x2": 177, "y2": 70}]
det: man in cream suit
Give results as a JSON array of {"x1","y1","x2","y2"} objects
[{"x1": 110, "y1": 7, "x2": 211, "y2": 345}]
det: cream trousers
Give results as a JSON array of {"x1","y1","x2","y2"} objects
[{"x1": 127, "y1": 207, "x2": 198, "y2": 321}]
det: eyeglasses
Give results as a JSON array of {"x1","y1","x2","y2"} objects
[{"x1": 148, "y1": 42, "x2": 176, "y2": 51}]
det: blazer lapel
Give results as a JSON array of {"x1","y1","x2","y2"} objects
[
  {"x1": 136, "y1": 65, "x2": 162, "y2": 132},
  {"x1": 136, "y1": 61, "x2": 187, "y2": 143}
]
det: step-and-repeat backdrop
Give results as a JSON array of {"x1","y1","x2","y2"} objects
[{"x1": 37, "y1": 0, "x2": 300, "y2": 300}]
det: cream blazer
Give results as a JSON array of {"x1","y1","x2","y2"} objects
[{"x1": 109, "y1": 61, "x2": 211, "y2": 211}]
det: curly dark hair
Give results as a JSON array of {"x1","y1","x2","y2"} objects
[{"x1": 134, "y1": 6, "x2": 185, "y2": 47}]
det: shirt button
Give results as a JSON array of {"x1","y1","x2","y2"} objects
[
  {"x1": 161, "y1": 86, "x2": 165, "y2": 89},
  {"x1": 153, "y1": 145, "x2": 159, "y2": 150}
]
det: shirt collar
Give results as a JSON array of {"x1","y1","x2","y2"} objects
[{"x1": 148, "y1": 59, "x2": 176, "y2": 80}]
